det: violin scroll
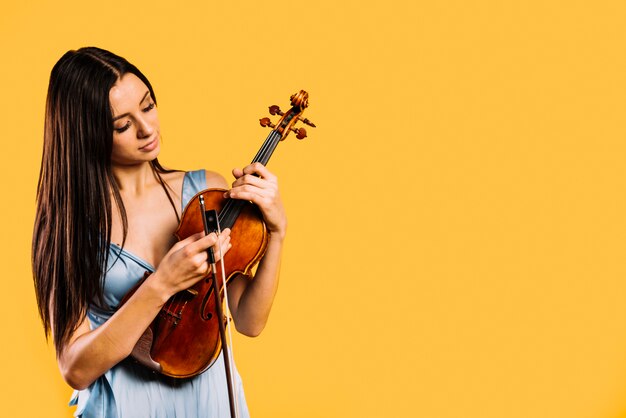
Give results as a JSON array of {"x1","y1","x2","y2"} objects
[
  {"x1": 290, "y1": 90, "x2": 308, "y2": 108},
  {"x1": 259, "y1": 90, "x2": 316, "y2": 141}
]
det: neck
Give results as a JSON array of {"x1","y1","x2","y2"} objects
[{"x1": 111, "y1": 161, "x2": 157, "y2": 195}]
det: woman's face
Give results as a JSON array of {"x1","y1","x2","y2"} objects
[{"x1": 109, "y1": 73, "x2": 160, "y2": 165}]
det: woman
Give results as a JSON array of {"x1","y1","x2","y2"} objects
[{"x1": 32, "y1": 47, "x2": 286, "y2": 417}]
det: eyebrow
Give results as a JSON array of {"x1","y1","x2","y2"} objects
[{"x1": 112, "y1": 91, "x2": 151, "y2": 121}]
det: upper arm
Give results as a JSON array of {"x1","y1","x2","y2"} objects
[
  {"x1": 64, "y1": 314, "x2": 92, "y2": 350},
  {"x1": 49, "y1": 301, "x2": 91, "y2": 357},
  {"x1": 205, "y1": 170, "x2": 229, "y2": 189},
  {"x1": 56, "y1": 313, "x2": 92, "y2": 386}
]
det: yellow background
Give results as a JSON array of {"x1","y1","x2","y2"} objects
[{"x1": 1, "y1": 1, "x2": 625, "y2": 417}]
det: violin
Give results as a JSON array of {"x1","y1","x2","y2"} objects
[{"x1": 123, "y1": 90, "x2": 315, "y2": 380}]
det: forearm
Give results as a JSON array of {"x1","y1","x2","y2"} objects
[
  {"x1": 231, "y1": 234, "x2": 284, "y2": 336},
  {"x1": 59, "y1": 275, "x2": 168, "y2": 390}
]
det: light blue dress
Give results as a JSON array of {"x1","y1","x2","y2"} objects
[{"x1": 70, "y1": 170, "x2": 250, "y2": 418}]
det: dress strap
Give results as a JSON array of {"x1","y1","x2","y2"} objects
[
  {"x1": 182, "y1": 169, "x2": 207, "y2": 210},
  {"x1": 154, "y1": 168, "x2": 180, "y2": 223}
]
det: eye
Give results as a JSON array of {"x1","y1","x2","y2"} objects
[
  {"x1": 143, "y1": 102, "x2": 155, "y2": 112},
  {"x1": 114, "y1": 122, "x2": 131, "y2": 133}
]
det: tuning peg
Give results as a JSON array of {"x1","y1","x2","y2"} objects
[
  {"x1": 291, "y1": 127, "x2": 307, "y2": 140},
  {"x1": 297, "y1": 116, "x2": 316, "y2": 128},
  {"x1": 269, "y1": 105, "x2": 283, "y2": 116},
  {"x1": 259, "y1": 117, "x2": 275, "y2": 128}
]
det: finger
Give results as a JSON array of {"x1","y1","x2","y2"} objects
[
  {"x1": 214, "y1": 231, "x2": 231, "y2": 252},
  {"x1": 192, "y1": 227, "x2": 232, "y2": 253},
  {"x1": 170, "y1": 231, "x2": 205, "y2": 252},
  {"x1": 232, "y1": 174, "x2": 271, "y2": 188},
  {"x1": 196, "y1": 260, "x2": 211, "y2": 277},
  {"x1": 213, "y1": 237, "x2": 232, "y2": 261},
  {"x1": 220, "y1": 242, "x2": 233, "y2": 259},
  {"x1": 218, "y1": 231, "x2": 231, "y2": 246},
  {"x1": 229, "y1": 183, "x2": 271, "y2": 198},
  {"x1": 230, "y1": 183, "x2": 280, "y2": 206},
  {"x1": 226, "y1": 189, "x2": 269, "y2": 206},
  {"x1": 242, "y1": 163, "x2": 277, "y2": 182},
  {"x1": 232, "y1": 167, "x2": 244, "y2": 179},
  {"x1": 185, "y1": 231, "x2": 219, "y2": 254},
  {"x1": 225, "y1": 185, "x2": 265, "y2": 200}
]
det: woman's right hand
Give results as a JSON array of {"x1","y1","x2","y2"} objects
[{"x1": 150, "y1": 228, "x2": 232, "y2": 299}]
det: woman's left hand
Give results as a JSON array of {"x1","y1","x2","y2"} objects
[{"x1": 224, "y1": 162, "x2": 287, "y2": 240}]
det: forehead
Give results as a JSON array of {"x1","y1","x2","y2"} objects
[{"x1": 109, "y1": 73, "x2": 149, "y2": 111}]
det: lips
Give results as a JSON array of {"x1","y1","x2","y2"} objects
[{"x1": 139, "y1": 137, "x2": 159, "y2": 151}]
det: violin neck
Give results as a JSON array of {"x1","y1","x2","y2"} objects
[
  {"x1": 250, "y1": 129, "x2": 282, "y2": 166},
  {"x1": 218, "y1": 130, "x2": 282, "y2": 230}
]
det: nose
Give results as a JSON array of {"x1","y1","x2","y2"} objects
[{"x1": 136, "y1": 115, "x2": 154, "y2": 139}]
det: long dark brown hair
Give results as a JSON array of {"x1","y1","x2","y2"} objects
[{"x1": 32, "y1": 47, "x2": 173, "y2": 354}]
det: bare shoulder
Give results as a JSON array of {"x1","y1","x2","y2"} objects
[
  {"x1": 160, "y1": 170, "x2": 186, "y2": 195},
  {"x1": 205, "y1": 170, "x2": 229, "y2": 189},
  {"x1": 160, "y1": 170, "x2": 186, "y2": 183}
]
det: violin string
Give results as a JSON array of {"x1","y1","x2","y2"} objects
[
  {"x1": 218, "y1": 200, "x2": 235, "y2": 229},
  {"x1": 258, "y1": 130, "x2": 281, "y2": 165},
  {"x1": 219, "y1": 130, "x2": 276, "y2": 225},
  {"x1": 251, "y1": 130, "x2": 278, "y2": 165},
  {"x1": 220, "y1": 130, "x2": 280, "y2": 228},
  {"x1": 218, "y1": 130, "x2": 280, "y2": 230},
  {"x1": 217, "y1": 236, "x2": 240, "y2": 417}
]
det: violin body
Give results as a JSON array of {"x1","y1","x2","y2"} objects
[{"x1": 128, "y1": 189, "x2": 268, "y2": 378}]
